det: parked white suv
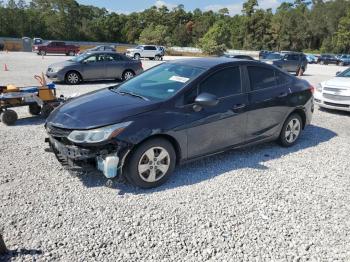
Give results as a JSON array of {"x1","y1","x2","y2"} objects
[{"x1": 126, "y1": 45, "x2": 163, "y2": 60}]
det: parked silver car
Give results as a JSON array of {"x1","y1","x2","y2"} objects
[
  {"x1": 46, "y1": 51, "x2": 143, "y2": 85},
  {"x1": 125, "y1": 45, "x2": 163, "y2": 60},
  {"x1": 78, "y1": 45, "x2": 116, "y2": 55}
]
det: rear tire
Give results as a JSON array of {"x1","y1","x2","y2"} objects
[
  {"x1": 278, "y1": 114, "x2": 303, "y2": 147},
  {"x1": 296, "y1": 67, "x2": 304, "y2": 76},
  {"x1": 1, "y1": 110, "x2": 18, "y2": 125},
  {"x1": 125, "y1": 138, "x2": 176, "y2": 189},
  {"x1": 122, "y1": 70, "x2": 135, "y2": 81},
  {"x1": 68, "y1": 50, "x2": 75, "y2": 56},
  {"x1": 65, "y1": 71, "x2": 81, "y2": 85},
  {"x1": 28, "y1": 104, "x2": 41, "y2": 115},
  {"x1": 41, "y1": 104, "x2": 54, "y2": 118}
]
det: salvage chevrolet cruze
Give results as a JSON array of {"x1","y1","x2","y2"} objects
[{"x1": 45, "y1": 58, "x2": 314, "y2": 188}]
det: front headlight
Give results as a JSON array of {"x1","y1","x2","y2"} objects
[
  {"x1": 52, "y1": 67, "x2": 63, "y2": 73},
  {"x1": 316, "y1": 83, "x2": 323, "y2": 92},
  {"x1": 67, "y1": 121, "x2": 132, "y2": 144}
]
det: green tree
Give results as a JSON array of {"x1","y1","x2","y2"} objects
[
  {"x1": 138, "y1": 24, "x2": 168, "y2": 45},
  {"x1": 199, "y1": 21, "x2": 231, "y2": 55}
]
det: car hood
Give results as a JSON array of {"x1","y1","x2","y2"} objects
[
  {"x1": 48, "y1": 60, "x2": 78, "y2": 68},
  {"x1": 323, "y1": 77, "x2": 350, "y2": 88},
  {"x1": 47, "y1": 88, "x2": 158, "y2": 130}
]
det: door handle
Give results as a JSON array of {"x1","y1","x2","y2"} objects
[
  {"x1": 277, "y1": 92, "x2": 288, "y2": 98},
  {"x1": 232, "y1": 103, "x2": 246, "y2": 110}
]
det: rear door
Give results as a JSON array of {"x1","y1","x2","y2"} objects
[
  {"x1": 185, "y1": 66, "x2": 249, "y2": 158},
  {"x1": 284, "y1": 54, "x2": 300, "y2": 72},
  {"x1": 81, "y1": 54, "x2": 106, "y2": 80},
  {"x1": 56, "y1": 42, "x2": 66, "y2": 54},
  {"x1": 245, "y1": 65, "x2": 292, "y2": 142},
  {"x1": 104, "y1": 53, "x2": 126, "y2": 79}
]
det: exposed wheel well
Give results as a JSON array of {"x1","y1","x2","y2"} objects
[
  {"x1": 289, "y1": 109, "x2": 306, "y2": 129},
  {"x1": 123, "y1": 69, "x2": 135, "y2": 75},
  {"x1": 132, "y1": 134, "x2": 182, "y2": 165}
]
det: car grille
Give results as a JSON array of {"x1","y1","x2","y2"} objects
[
  {"x1": 46, "y1": 125, "x2": 71, "y2": 138},
  {"x1": 324, "y1": 101, "x2": 350, "y2": 108},
  {"x1": 323, "y1": 93, "x2": 350, "y2": 101},
  {"x1": 323, "y1": 87, "x2": 346, "y2": 92}
]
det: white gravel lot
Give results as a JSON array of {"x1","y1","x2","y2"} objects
[{"x1": 0, "y1": 52, "x2": 350, "y2": 261}]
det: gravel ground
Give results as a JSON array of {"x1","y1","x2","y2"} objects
[{"x1": 0, "y1": 52, "x2": 350, "y2": 261}]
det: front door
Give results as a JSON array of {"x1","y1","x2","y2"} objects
[
  {"x1": 81, "y1": 54, "x2": 106, "y2": 80},
  {"x1": 185, "y1": 66, "x2": 248, "y2": 158}
]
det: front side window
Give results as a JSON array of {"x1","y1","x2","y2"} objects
[
  {"x1": 248, "y1": 66, "x2": 277, "y2": 90},
  {"x1": 199, "y1": 67, "x2": 241, "y2": 98},
  {"x1": 114, "y1": 63, "x2": 204, "y2": 101}
]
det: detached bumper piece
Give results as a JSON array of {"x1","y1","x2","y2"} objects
[{"x1": 46, "y1": 136, "x2": 123, "y2": 179}]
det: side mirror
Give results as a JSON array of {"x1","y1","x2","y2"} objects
[
  {"x1": 336, "y1": 71, "x2": 341, "y2": 76},
  {"x1": 194, "y1": 93, "x2": 219, "y2": 107}
]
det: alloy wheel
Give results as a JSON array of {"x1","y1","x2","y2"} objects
[
  {"x1": 285, "y1": 118, "x2": 301, "y2": 143},
  {"x1": 138, "y1": 147, "x2": 170, "y2": 183},
  {"x1": 67, "y1": 72, "x2": 80, "y2": 84},
  {"x1": 124, "y1": 71, "x2": 134, "y2": 80}
]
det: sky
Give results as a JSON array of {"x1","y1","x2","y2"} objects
[{"x1": 76, "y1": 0, "x2": 283, "y2": 15}]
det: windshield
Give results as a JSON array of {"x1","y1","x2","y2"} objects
[
  {"x1": 265, "y1": 53, "x2": 281, "y2": 60},
  {"x1": 337, "y1": 68, "x2": 350, "y2": 77},
  {"x1": 112, "y1": 63, "x2": 205, "y2": 101},
  {"x1": 69, "y1": 53, "x2": 90, "y2": 62}
]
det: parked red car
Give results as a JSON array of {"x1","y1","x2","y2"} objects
[{"x1": 33, "y1": 41, "x2": 79, "y2": 56}]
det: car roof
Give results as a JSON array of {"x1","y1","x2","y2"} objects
[
  {"x1": 85, "y1": 51, "x2": 120, "y2": 55},
  {"x1": 169, "y1": 57, "x2": 260, "y2": 69}
]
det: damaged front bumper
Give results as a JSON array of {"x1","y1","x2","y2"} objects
[{"x1": 45, "y1": 135, "x2": 130, "y2": 179}]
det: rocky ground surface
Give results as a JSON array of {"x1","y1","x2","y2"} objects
[{"x1": 0, "y1": 52, "x2": 349, "y2": 261}]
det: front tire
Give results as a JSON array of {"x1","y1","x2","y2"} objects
[
  {"x1": 1, "y1": 110, "x2": 18, "y2": 125},
  {"x1": 134, "y1": 53, "x2": 141, "y2": 60},
  {"x1": 65, "y1": 71, "x2": 81, "y2": 85},
  {"x1": 68, "y1": 50, "x2": 75, "y2": 56},
  {"x1": 39, "y1": 50, "x2": 46, "y2": 56},
  {"x1": 155, "y1": 55, "x2": 162, "y2": 61},
  {"x1": 125, "y1": 138, "x2": 176, "y2": 188},
  {"x1": 278, "y1": 114, "x2": 303, "y2": 147}
]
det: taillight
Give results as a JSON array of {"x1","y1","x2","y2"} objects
[{"x1": 309, "y1": 85, "x2": 315, "y2": 94}]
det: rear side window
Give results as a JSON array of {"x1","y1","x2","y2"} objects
[
  {"x1": 275, "y1": 71, "x2": 292, "y2": 85},
  {"x1": 145, "y1": 46, "x2": 156, "y2": 50},
  {"x1": 248, "y1": 66, "x2": 277, "y2": 90},
  {"x1": 199, "y1": 67, "x2": 241, "y2": 98},
  {"x1": 285, "y1": 54, "x2": 299, "y2": 61}
]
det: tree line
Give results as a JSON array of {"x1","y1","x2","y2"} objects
[{"x1": 1, "y1": 0, "x2": 350, "y2": 54}]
